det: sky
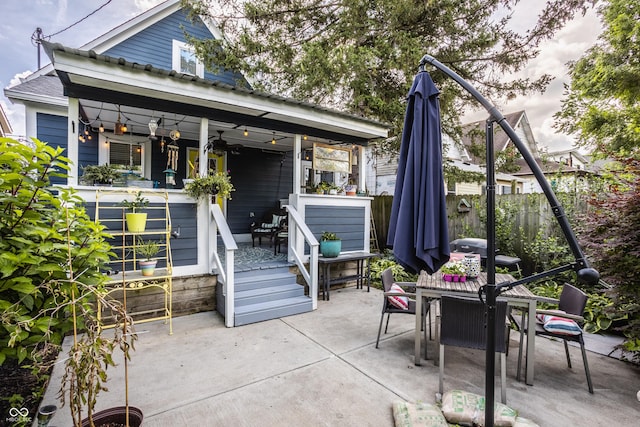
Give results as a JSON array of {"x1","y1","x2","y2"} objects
[{"x1": 1, "y1": 0, "x2": 602, "y2": 152}]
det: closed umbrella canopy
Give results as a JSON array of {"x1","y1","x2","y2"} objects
[{"x1": 387, "y1": 71, "x2": 450, "y2": 274}]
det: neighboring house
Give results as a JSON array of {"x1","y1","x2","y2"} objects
[
  {"x1": 511, "y1": 156, "x2": 597, "y2": 193},
  {"x1": 365, "y1": 111, "x2": 530, "y2": 196},
  {"x1": 545, "y1": 149, "x2": 590, "y2": 170},
  {"x1": 4, "y1": 0, "x2": 388, "y2": 327},
  {"x1": 0, "y1": 103, "x2": 12, "y2": 136}
]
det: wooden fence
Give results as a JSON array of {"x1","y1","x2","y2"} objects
[{"x1": 372, "y1": 193, "x2": 589, "y2": 274}]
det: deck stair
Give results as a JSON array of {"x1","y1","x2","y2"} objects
[{"x1": 216, "y1": 266, "x2": 312, "y2": 326}]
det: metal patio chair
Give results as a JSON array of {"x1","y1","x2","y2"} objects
[
  {"x1": 516, "y1": 283, "x2": 593, "y2": 393},
  {"x1": 438, "y1": 295, "x2": 509, "y2": 404},
  {"x1": 375, "y1": 268, "x2": 430, "y2": 358}
]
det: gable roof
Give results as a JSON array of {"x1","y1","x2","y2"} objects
[
  {"x1": 23, "y1": 0, "x2": 208, "y2": 83},
  {"x1": 0, "y1": 103, "x2": 12, "y2": 136},
  {"x1": 19, "y1": 41, "x2": 387, "y2": 144},
  {"x1": 459, "y1": 110, "x2": 538, "y2": 164}
]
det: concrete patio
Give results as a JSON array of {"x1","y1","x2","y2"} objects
[{"x1": 39, "y1": 285, "x2": 639, "y2": 426}]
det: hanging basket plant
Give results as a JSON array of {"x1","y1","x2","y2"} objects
[{"x1": 184, "y1": 170, "x2": 235, "y2": 202}]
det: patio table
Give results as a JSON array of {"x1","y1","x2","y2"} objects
[{"x1": 415, "y1": 271, "x2": 537, "y2": 385}]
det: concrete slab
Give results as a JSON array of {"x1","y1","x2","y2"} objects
[{"x1": 38, "y1": 286, "x2": 640, "y2": 426}]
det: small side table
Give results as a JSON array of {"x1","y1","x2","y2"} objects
[{"x1": 318, "y1": 252, "x2": 380, "y2": 301}]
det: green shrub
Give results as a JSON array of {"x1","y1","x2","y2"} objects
[
  {"x1": 0, "y1": 137, "x2": 113, "y2": 366},
  {"x1": 370, "y1": 251, "x2": 418, "y2": 288}
]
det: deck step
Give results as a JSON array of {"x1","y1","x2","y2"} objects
[
  {"x1": 235, "y1": 283, "x2": 305, "y2": 307},
  {"x1": 234, "y1": 296, "x2": 313, "y2": 326},
  {"x1": 217, "y1": 266, "x2": 313, "y2": 326}
]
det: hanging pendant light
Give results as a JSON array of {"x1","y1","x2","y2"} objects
[
  {"x1": 114, "y1": 105, "x2": 125, "y2": 135},
  {"x1": 271, "y1": 132, "x2": 276, "y2": 144},
  {"x1": 148, "y1": 118, "x2": 158, "y2": 140}
]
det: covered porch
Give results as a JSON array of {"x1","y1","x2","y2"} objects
[{"x1": 43, "y1": 41, "x2": 388, "y2": 327}]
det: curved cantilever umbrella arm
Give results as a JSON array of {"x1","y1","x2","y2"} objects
[
  {"x1": 418, "y1": 54, "x2": 598, "y2": 283},
  {"x1": 418, "y1": 54, "x2": 599, "y2": 427}
]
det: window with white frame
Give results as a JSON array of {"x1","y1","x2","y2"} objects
[{"x1": 172, "y1": 40, "x2": 204, "y2": 78}]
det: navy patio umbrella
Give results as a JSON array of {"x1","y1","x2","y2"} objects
[{"x1": 387, "y1": 71, "x2": 450, "y2": 274}]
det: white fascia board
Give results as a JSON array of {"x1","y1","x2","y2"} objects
[
  {"x1": 4, "y1": 88, "x2": 68, "y2": 108},
  {"x1": 53, "y1": 51, "x2": 388, "y2": 140}
]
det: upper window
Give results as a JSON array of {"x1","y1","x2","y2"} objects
[{"x1": 172, "y1": 40, "x2": 204, "y2": 78}]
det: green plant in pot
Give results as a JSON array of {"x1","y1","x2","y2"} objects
[
  {"x1": 184, "y1": 169, "x2": 235, "y2": 203},
  {"x1": 320, "y1": 231, "x2": 342, "y2": 257},
  {"x1": 136, "y1": 237, "x2": 160, "y2": 276},
  {"x1": 81, "y1": 164, "x2": 120, "y2": 186},
  {"x1": 121, "y1": 191, "x2": 149, "y2": 233},
  {"x1": 0, "y1": 138, "x2": 141, "y2": 427}
]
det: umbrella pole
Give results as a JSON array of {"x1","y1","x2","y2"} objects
[{"x1": 484, "y1": 119, "x2": 497, "y2": 427}]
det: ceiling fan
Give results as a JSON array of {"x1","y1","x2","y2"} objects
[{"x1": 206, "y1": 130, "x2": 243, "y2": 155}]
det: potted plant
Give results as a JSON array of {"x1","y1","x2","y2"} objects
[
  {"x1": 320, "y1": 231, "x2": 342, "y2": 257},
  {"x1": 440, "y1": 260, "x2": 467, "y2": 282},
  {"x1": 344, "y1": 179, "x2": 357, "y2": 196},
  {"x1": 1, "y1": 138, "x2": 141, "y2": 427},
  {"x1": 184, "y1": 169, "x2": 235, "y2": 203},
  {"x1": 136, "y1": 237, "x2": 160, "y2": 276},
  {"x1": 81, "y1": 164, "x2": 120, "y2": 186},
  {"x1": 121, "y1": 191, "x2": 149, "y2": 233}
]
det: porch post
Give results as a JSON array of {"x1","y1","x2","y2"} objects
[
  {"x1": 356, "y1": 145, "x2": 365, "y2": 192},
  {"x1": 67, "y1": 97, "x2": 79, "y2": 186},
  {"x1": 293, "y1": 134, "x2": 302, "y2": 195},
  {"x1": 199, "y1": 117, "x2": 211, "y2": 263}
]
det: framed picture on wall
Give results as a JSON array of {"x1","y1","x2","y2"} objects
[{"x1": 312, "y1": 143, "x2": 352, "y2": 173}]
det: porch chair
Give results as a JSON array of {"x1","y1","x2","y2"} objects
[
  {"x1": 438, "y1": 295, "x2": 509, "y2": 404},
  {"x1": 273, "y1": 216, "x2": 288, "y2": 255},
  {"x1": 250, "y1": 209, "x2": 286, "y2": 247},
  {"x1": 516, "y1": 283, "x2": 593, "y2": 393},
  {"x1": 375, "y1": 268, "x2": 430, "y2": 359}
]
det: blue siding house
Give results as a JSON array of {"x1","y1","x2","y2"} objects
[{"x1": 5, "y1": 0, "x2": 387, "y2": 327}]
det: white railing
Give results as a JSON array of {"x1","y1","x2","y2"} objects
[
  {"x1": 209, "y1": 203, "x2": 237, "y2": 327},
  {"x1": 283, "y1": 205, "x2": 319, "y2": 310}
]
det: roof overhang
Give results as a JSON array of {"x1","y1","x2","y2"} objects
[{"x1": 42, "y1": 42, "x2": 388, "y2": 145}]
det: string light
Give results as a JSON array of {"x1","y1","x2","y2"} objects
[{"x1": 243, "y1": 128, "x2": 248, "y2": 137}]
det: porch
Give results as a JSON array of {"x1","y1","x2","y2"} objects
[{"x1": 39, "y1": 285, "x2": 637, "y2": 426}]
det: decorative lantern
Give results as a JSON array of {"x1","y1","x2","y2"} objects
[{"x1": 163, "y1": 168, "x2": 176, "y2": 187}]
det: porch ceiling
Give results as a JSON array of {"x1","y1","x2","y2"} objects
[{"x1": 42, "y1": 41, "x2": 389, "y2": 151}]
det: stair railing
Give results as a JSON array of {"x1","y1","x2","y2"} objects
[
  {"x1": 209, "y1": 203, "x2": 238, "y2": 327},
  {"x1": 283, "y1": 205, "x2": 319, "y2": 310}
]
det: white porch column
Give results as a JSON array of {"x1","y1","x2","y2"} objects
[
  {"x1": 197, "y1": 117, "x2": 210, "y2": 272},
  {"x1": 67, "y1": 97, "x2": 79, "y2": 186},
  {"x1": 356, "y1": 145, "x2": 365, "y2": 192},
  {"x1": 293, "y1": 134, "x2": 302, "y2": 195},
  {"x1": 199, "y1": 118, "x2": 209, "y2": 176}
]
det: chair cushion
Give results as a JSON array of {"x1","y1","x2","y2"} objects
[
  {"x1": 272, "y1": 214, "x2": 286, "y2": 226},
  {"x1": 388, "y1": 283, "x2": 409, "y2": 310},
  {"x1": 537, "y1": 314, "x2": 582, "y2": 336}
]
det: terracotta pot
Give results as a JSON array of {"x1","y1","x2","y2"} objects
[{"x1": 81, "y1": 406, "x2": 143, "y2": 427}]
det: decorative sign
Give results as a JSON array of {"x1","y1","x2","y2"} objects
[{"x1": 312, "y1": 143, "x2": 352, "y2": 173}]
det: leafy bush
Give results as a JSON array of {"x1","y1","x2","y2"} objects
[
  {"x1": 576, "y1": 155, "x2": 640, "y2": 361},
  {"x1": 0, "y1": 137, "x2": 113, "y2": 366},
  {"x1": 370, "y1": 251, "x2": 418, "y2": 289}
]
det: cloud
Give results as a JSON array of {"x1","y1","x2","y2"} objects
[{"x1": 463, "y1": 5, "x2": 602, "y2": 153}]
